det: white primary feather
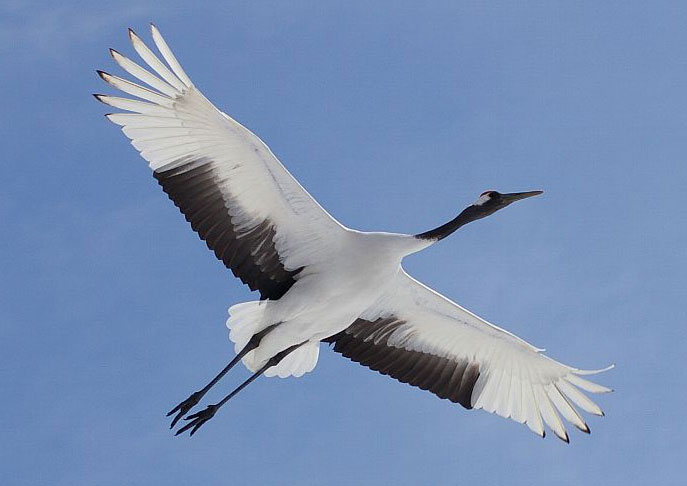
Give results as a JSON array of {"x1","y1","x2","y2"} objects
[
  {"x1": 109, "y1": 48, "x2": 179, "y2": 97},
  {"x1": 150, "y1": 23, "x2": 194, "y2": 87},
  {"x1": 98, "y1": 71, "x2": 173, "y2": 106},
  {"x1": 128, "y1": 28, "x2": 187, "y2": 92}
]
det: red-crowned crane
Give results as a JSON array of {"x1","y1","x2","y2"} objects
[{"x1": 95, "y1": 25, "x2": 612, "y2": 441}]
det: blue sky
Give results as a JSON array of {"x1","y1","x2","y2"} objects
[{"x1": 2, "y1": 1, "x2": 686, "y2": 484}]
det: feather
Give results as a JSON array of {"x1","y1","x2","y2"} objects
[
  {"x1": 110, "y1": 48, "x2": 178, "y2": 97},
  {"x1": 128, "y1": 28, "x2": 187, "y2": 92},
  {"x1": 150, "y1": 23, "x2": 194, "y2": 87},
  {"x1": 98, "y1": 71, "x2": 172, "y2": 105}
]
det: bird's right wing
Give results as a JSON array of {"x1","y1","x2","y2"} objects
[
  {"x1": 328, "y1": 269, "x2": 613, "y2": 442},
  {"x1": 96, "y1": 25, "x2": 346, "y2": 299}
]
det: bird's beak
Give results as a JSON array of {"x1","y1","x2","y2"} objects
[{"x1": 501, "y1": 190, "x2": 543, "y2": 204}]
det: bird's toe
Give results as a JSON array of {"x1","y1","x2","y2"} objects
[
  {"x1": 167, "y1": 390, "x2": 204, "y2": 428},
  {"x1": 174, "y1": 404, "x2": 217, "y2": 437}
]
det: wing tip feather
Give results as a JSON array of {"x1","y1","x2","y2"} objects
[
  {"x1": 128, "y1": 27, "x2": 144, "y2": 47},
  {"x1": 96, "y1": 70, "x2": 116, "y2": 88},
  {"x1": 109, "y1": 48, "x2": 126, "y2": 64},
  {"x1": 127, "y1": 28, "x2": 138, "y2": 44},
  {"x1": 148, "y1": 23, "x2": 194, "y2": 88}
]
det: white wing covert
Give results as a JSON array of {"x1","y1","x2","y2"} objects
[
  {"x1": 96, "y1": 25, "x2": 345, "y2": 299},
  {"x1": 330, "y1": 270, "x2": 613, "y2": 442}
]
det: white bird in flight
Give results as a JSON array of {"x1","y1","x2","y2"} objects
[{"x1": 95, "y1": 25, "x2": 612, "y2": 441}]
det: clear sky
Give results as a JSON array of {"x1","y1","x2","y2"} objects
[{"x1": 2, "y1": 1, "x2": 685, "y2": 485}]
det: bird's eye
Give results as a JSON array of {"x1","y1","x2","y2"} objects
[{"x1": 488, "y1": 191, "x2": 500, "y2": 199}]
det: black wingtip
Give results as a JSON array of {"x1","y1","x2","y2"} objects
[
  {"x1": 96, "y1": 70, "x2": 108, "y2": 80},
  {"x1": 109, "y1": 48, "x2": 120, "y2": 59},
  {"x1": 93, "y1": 93, "x2": 105, "y2": 102}
]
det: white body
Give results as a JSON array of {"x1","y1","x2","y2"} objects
[{"x1": 229, "y1": 232, "x2": 431, "y2": 377}]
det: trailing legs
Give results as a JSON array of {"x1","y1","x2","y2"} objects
[
  {"x1": 174, "y1": 341, "x2": 307, "y2": 437},
  {"x1": 166, "y1": 324, "x2": 278, "y2": 428}
]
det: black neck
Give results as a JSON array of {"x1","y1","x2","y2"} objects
[{"x1": 414, "y1": 205, "x2": 488, "y2": 241}]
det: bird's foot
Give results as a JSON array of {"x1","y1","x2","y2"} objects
[
  {"x1": 166, "y1": 390, "x2": 205, "y2": 429},
  {"x1": 174, "y1": 404, "x2": 218, "y2": 437}
]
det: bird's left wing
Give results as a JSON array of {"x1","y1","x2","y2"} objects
[
  {"x1": 328, "y1": 269, "x2": 613, "y2": 442},
  {"x1": 95, "y1": 26, "x2": 346, "y2": 300}
]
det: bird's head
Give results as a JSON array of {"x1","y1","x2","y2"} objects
[
  {"x1": 470, "y1": 189, "x2": 543, "y2": 219},
  {"x1": 450, "y1": 189, "x2": 544, "y2": 229}
]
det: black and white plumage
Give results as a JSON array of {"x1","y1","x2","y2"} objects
[{"x1": 95, "y1": 25, "x2": 612, "y2": 440}]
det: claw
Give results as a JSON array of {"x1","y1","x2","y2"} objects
[
  {"x1": 175, "y1": 404, "x2": 218, "y2": 437},
  {"x1": 166, "y1": 390, "x2": 204, "y2": 429}
]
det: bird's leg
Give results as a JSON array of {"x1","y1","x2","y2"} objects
[
  {"x1": 166, "y1": 324, "x2": 279, "y2": 428},
  {"x1": 174, "y1": 341, "x2": 306, "y2": 437}
]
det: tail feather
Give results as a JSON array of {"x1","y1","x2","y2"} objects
[
  {"x1": 226, "y1": 301, "x2": 269, "y2": 354},
  {"x1": 227, "y1": 301, "x2": 320, "y2": 378},
  {"x1": 265, "y1": 341, "x2": 320, "y2": 378}
]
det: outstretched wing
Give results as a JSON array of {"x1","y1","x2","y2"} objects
[
  {"x1": 328, "y1": 269, "x2": 613, "y2": 442},
  {"x1": 96, "y1": 25, "x2": 346, "y2": 299}
]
